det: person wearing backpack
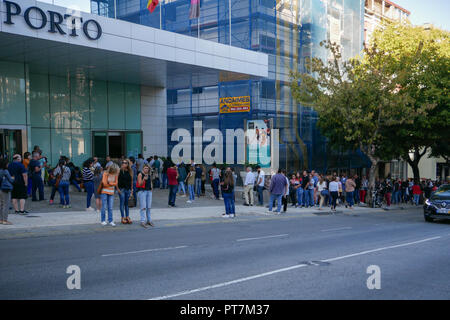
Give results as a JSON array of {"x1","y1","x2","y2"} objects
[{"x1": 0, "y1": 158, "x2": 15, "y2": 225}]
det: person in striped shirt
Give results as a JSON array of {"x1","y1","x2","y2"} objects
[
  {"x1": 53, "y1": 159, "x2": 72, "y2": 209},
  {"x1": 82, "y1": 158, "x2": 95, "y2": 212},
  {"x1": 99, "y1": 163, "x2": 120, "y2": 226}
]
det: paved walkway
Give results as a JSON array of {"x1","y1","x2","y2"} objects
[{"x1": 1, "y1": 200, "x2": 415, "y2": 231}]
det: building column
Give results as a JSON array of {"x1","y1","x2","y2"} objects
[{"x1": 141, "y1": 86, "x2": 168, "y2": 158}]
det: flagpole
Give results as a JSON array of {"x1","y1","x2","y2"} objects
[
  {"x1": 229, "y1": 0, "x2": 231, "y2": 45},
  {"x1": 198, "y1": 3, "x2": 200, "y2": 39}
]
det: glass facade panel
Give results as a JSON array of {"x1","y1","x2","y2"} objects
[
  {"x1": 71, "y1": 76, "x2": 90, "y2": 129},
  {"x1": 90, "y1": 79, "x2": 109, "y2": 130},
  {"x1": 125, "y1": 84, "x2": 141, "y2": 130},
  {"x1": 49, "y1": 76, "x2": 71, "y2": 129},
  {"x1": 126, "y1": 132, "x2": 142, "y2": 159},
  {"x1": 0, "y1": 61, "x2": 26, "y2": 126},
  {"x1": 51, "y1": 128, "x2": 72, "y2": 165},
  {"x1": 29, "y1": 73, "x2": 50, "y2": 128},
  {"x1": 108, "y1": 82, "x2": 126, "y2": 130},
  {"x1": 72, "y1": 129, "x2": 92, "y2": 166},
  {"x1": 30, "y1": 128, "x2": 51, "y2": 163}
]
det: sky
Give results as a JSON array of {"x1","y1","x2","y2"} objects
[
  {"x1": 386, "y1": 0, "x2": 449, "y2": 30},
  {"x1": 39, "y1": 0, "x2": 449, "y2": 31}
]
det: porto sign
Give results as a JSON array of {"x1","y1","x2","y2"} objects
[{"x1": 2, "y1": 0, "x2": 102, "y2": 40}]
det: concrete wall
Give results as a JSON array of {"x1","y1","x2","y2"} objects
[{"x1": 141, "y1": 86, "x2": 167, "y2": 158}]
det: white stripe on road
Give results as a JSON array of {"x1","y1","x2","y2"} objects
[
  {"x1": 236, "y1": 234, "x2": 289, "y2": 242},
  {"x1": 322, "y1": 236, "x2": 442, "y2": 263},
  {"x1": 102, "y1": 246, "x2": 188, "y2": 257},
  {"x1": 148, "y1": 236, "x2": 442, "y2": 300},
  {"x1": 321, "y1": 227, "x2": 352, "y2": 232}
]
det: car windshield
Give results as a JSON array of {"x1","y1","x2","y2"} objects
[{"x1": 431, "y1": 190, "x2": 450, "y2": 200}]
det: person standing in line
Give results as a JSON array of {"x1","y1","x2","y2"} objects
[
  {"x1": 267, "y1": 169, "x2": 287, "y2": 214},
  {"x1": 152, "y1": 156, "x2": 161, "y2": 188},
  {"x1": 53, "y1": 159, "x2": 71, "y2": 209},
  {"x1": 0, "y1": 158, "x2": 14, "y2": 225},
  {"x1": 194, "y1": 164, "x2": 202, "y2": 198},
  {"x1": 306, "y1": 173, "x2": 315, "y2": 208},
  {"x1": 105, "y1": 156, "x2": 114, "y2": 169},
  {"x1": 177, "y1": 163, "x2": 187, "y2": 197},
  {"x1": 289, "y1": 174, "x2": 299, "y2": 207},
  {"x1": 129, "y1": 156, "x2": 138, "y2": 201},
  {"x1": 136, "y1": 154, "x2": 145, "y2": 173},
  {"x1": 300, "y1": 171, "x2": 309, "y2": 208},
  {"x1": 210, "y1": 163, "x2": 221, "y2": 200},
  {"x1": 167, "y1": 162, "x2": 179, "y2": 207},
  {"x1": 311, "y1": 170, "x2": 319, "y2": 206},
  {"x1": 345, "y1": 176, "x2": 356, "y2": 209},
  {"x1": 82, "y1": 158, "x2": 95, "y2": 211},
  {"x1": 8, "y1": 154, "x2": 28, "y2": 215},
  {"x1": 136, "y1": 164, "x2": 154, "y2": 228},
  {"x1": 99, "y1": 163, "x2": 120, "y2": 226},
  {"x1": 317, "y1": 176, "x2": 328, "y2": 210},
  {"x1": 337, "y1": 177, "x2": 344, "y2": 206},
  {"x1": 23, "y1": 152, "x2": 32, "y2": 196},
  {"x1": 282, "y1": 170, "x2": 289, "y2": 213},
  {"x1": 47, "y1": 165, "x2": 59, "y2": 205},
  {"x1": 186, "y1": 166, "x2": 196, "y2": 204},
  {"x1": 201, "y1": 164, "x2": 207, "y2": 196},
  {"x1": 221, "y1": 171, "x2": 235, "y2": 218},
  {"x1": 161, "y1": 157, "x2": 172, "y2": 189},
  {"x1": 412, "y1": 181, "x2": 422, "y2": 206},
  {"x1": 29, "y1": 152, "x2": 45, "y2": 202},
  {"x1": 118, "y1": 159, "x2": 133, "y2": 224},
  {"x1": 383, "y1": 178, "x2": 393, "y2": 207},
  {"x1": 329, "y1": 176, "x2": 339, "y2": 212},
  {"x1": 354, "y1": 174, "x2": 361, "y2": 204},
  {"x1": 243, "y1": 167, "x2": 255, "y2": 206},
  {"x1": 360, "y1": 176, "x2": 368, "y2": 204},
  {"x1": 92, "y1": 167, "x2": 103, "y2": 213},
  {"x1": 255, "y1": 166, "x2": 265, "y2": 206}
]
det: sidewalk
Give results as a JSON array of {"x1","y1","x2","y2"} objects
[{"x1": 0, "y1": 200, "x2": 416, "y2": 231}]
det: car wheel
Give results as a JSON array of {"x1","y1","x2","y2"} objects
[{"x1": 424, "y1": 215, "x2": 434, "y2": 222}]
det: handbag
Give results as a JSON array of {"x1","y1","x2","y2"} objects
[
  {"x1": 54, "y1": 174, "x2": 62, "y2": 188},
  {"x1": 128, "y1": 194, "x2": 136, "y2": 208}
]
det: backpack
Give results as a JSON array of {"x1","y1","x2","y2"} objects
[{"x1": 0, "y1": 169, "x2": 13, "y2": 192}]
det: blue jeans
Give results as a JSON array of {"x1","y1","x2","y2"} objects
[
  {"x1": 31, "y1": 174, "x2": 44, "y2": 201},
  {"x1": 354, "y1": 189, "x2": 360, "y2": 203},
  {"x1": 212, "y1": 178, "x2": 220, "y2": 199},
  {"x1": 413, "y1": 194, "x2": 420, "y2": 205},
  {"x1": 161, "y1": 173, "x2": 168, "y2": 189},
  {"x1": 178, "y1": 181, "x2": 186, "y2": 195},
  {"x1": 257, "y1": 186, "x2": 264, "y2": 205},
  {"x1": 58, "y1": 181, "x2": 70, "y2": 205},
  {"x1": 188, "y1": 184, "x2": 195, "y2": 201},
  {"x1": 119, "y1": 188, "x2": 131, "y2": 218},
  {"x1": 305, "y1": 189, "x2": 314, "y2": 207},
  {"x1": 346, "y1": 191, "x2": 354, "y2": 207},
  {"x1": 296, "y1": 188, "x2": 304, "y2": 206},
  {"x1": 84, "y1": 181, "x2": 94, "y2": 208},
  {"x1": 168, "y1": 185, "x2": 178, "y2": 206},
  {"x1": 223, "y1": 192, "x2": 235, "y2": 214},
  {"x1": 101, "y1": 193, "x2": 114, "y2": 223},
  {"x1": 71, "y1": 180, "x2": 81, "y2": 192},
  {"x1": 195, "y1": 178, "x2": 202, "y2": 197},
  {"x1": 138, "y1": 190, "x2": 152, "y2": 223},
  {"x1": 269, "y1": 194, "x2": 283, "y2": 212}
]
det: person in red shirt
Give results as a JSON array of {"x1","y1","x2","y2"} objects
[
  {"x1": 412, "y1": 181, "x2": 422, "y2": 206},
  {"x1": 167, "y1": 162, "x2": 178, "y2": 207}
]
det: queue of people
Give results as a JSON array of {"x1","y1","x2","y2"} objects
[{"x1": 0, "y1": 148, "x2": 446, "y2": 226}]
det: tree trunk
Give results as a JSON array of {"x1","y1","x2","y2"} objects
[
  {"x1": 410, "y1": 161, "x2": 420, "y2": 183},
  {"x1": 367, "y1": 161, "x2": 378, "y2": 204},
  {"x1": 405, "y1": 147, "x2": 427, "y2": 183}
]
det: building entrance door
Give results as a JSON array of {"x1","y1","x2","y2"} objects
[
  {"x1": 92, "y1": 131, "x2": 142, "y2": 164},
  {"x1": 0, "y1": 129, "x2": 22, "y2": 161}
]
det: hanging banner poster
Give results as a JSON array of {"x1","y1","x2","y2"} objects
[{"x1": 219, "y1": 96, "x2": 251, "y2": 113}]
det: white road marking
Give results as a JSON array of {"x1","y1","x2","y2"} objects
[
  {"x1": 236, "y1": 234, "x2": 289, "y2": 242},
  {"x1": 102, "y1": 246, "x2": 188, "y2": 257},
  {"x1": 321, "y1": 227, "x2": 352, "y2": 232},
  {"x1": 148, "y1": 236, "x2": 442, "y2": 300},
  {"x1": 322, "y1": 236, "x2": 442, "y2": 263}
]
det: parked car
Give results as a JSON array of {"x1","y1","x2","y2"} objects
[{"x1": 423, "y1": 184, "x2": 450, "y2": 222}]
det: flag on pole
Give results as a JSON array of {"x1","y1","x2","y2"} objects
[
  {"x1": 147, "y1": 0, "x2": 159, "y2": 13},
  {"x1": 189, "y1": 0, "x2": 200, "y2": 19}
]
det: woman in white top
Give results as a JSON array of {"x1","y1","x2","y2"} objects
[
  {"x1": 328, "y1": 176, "x2": 340, "y2": 211},
  {"x1": 317, "y1": 177, "x2": 328, "y2": 210}
]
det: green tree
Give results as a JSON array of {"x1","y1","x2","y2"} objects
[
  {"x1": 290, "y1": 41, "x2": 421, "y2": 195},
  {"x1": 370, "y1": 23, "x2": 450, "y2": 181}
]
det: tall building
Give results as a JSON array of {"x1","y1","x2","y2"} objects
[
  {"x1": 364, "y1": 0, "x2": 410, "y2": 44},
  {"x1": 1, "y1": 0, "x2": 366, "y2": 174}
]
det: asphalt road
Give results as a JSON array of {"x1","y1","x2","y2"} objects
[{"x1": 0, "y1": 208, "x2": 449, "y2": 300}]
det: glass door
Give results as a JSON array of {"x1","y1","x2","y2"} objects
[{"x1": 92, "y1": 131, "x2": 108, "y2": 163}]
